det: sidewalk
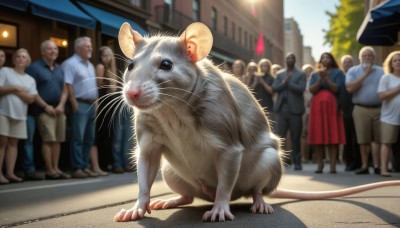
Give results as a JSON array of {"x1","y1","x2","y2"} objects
[{"x1": 1, "y1": 163, "x2": 399, "y2": 227}]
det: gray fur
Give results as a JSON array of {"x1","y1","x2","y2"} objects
[{"x1": 120, "y1": 34, "x2": 283, "y2": 221}]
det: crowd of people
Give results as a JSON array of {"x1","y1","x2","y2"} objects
[
  {"x1": 223, "y1": 46, "x2": 400, "y2": 176},
  {"x1": 0, "y1": 37, "x2": 134, "y2": 185},
  {"x1": 1, "y1": 41, "x2": 399, "y2": 185}
]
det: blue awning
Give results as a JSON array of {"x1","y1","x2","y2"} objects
[
  {"x1": 357, "y1": 0, "x2": 400, "y2": 46},
  {"x1": 29, "y1": 0, "x2": 96, "y2": 30},
  {"x1": 0, "y1": 0, "x2": 28, "y2": 11},
  {"x1": 77, "y1": 1, "x2": 147, "y2": 38}
]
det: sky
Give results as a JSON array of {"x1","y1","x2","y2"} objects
[{"x1": 284, "y1": 0, "x2": 340, "y2": 61}]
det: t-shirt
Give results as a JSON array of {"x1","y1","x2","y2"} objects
[
  {"x1": 62, "y1": 54, "x2": 98, "y2": 100},
  {"x1": 26, "y1": 59, "x2": 65, "y2": 116},
  {"x1": 0, "y1": 67, "x2": 37, "y2": 120},
  {"x1": 377, "y1": 73, "x2": 400, "y2": 125},
  {"x1": 346, "y1": 64, "x2": 384, "y2": 105}
]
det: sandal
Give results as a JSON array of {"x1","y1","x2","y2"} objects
[
  {"x1": 6, "y1": 176, "x2": 23, "y2": 183},
  {"x1": 0, "y1": 178, "x2": 10, "y2": 185},
  {"x1": 58, "y1": 172, "x2": 71, "y2": 179}
]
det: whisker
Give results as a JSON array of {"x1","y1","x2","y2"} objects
[
  {"x1": 156, "y1": 79, "x2": 172, "y2": 86},
  {"x1": 159, "y1": 93, "x2": 195, "y2": 110},
  {"x1": 155, "y1": 97, "x2": 176, "y2": 111},
  {"x1": 97, "y1": 85, "x2": 124, "y2": 91},
  {"x1": 117, "y1": 69, "x2": 125, "y2": 76},
  {"x1": 98, "y1": 94, "x2": 124, "y2": 130},
  {"x1": 95, "y1": 92, "x2": 123, "y2": 125},
  {"x1": 114, "y1": 54, "x2": 131, "y2": 63},
  {"x1": 159, "y1": 87, "x2": 201, "y2": 98},
  {"x1": 96, "y1": 76, "x2": 124, "y2": 86},
  {"x1": 111, "y1": 99, "x2": 129, "y2": 130}
]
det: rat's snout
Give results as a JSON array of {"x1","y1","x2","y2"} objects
[{"x1": 126, "y1": 88, "x2": 141, "y2": 101}]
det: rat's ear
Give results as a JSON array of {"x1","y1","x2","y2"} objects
[
  {"x1": 118, "y1": 22, "x2": 143, "y2": 58},
  {"x1": 179, "y1": 22, "x2": 213, "y2": 62}
]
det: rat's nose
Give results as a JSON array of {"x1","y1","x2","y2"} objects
[{"x1": 127, "y1": 89, "x2": 141, "y2": 100}]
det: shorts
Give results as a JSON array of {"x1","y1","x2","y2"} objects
[
  {"x1": 352, "y1": 105, "x2": 381, "y2": 144},
  {"x1": 0, "y1": 115, "x2": 27, "y2": 139},
  {"x1": 37, "y1": 113, "x2": 66, "y2": 142},
  {"x1": 381, "y1": 122, "x2": 399, "y2": 144}
]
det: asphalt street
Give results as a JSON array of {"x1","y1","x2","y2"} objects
[{"x1": 0, "y1": 163, "x2": 399, "y2": 228}]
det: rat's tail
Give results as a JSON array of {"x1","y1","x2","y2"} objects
[{"x1": 270, "y1": 180, "x2": 400, "y2": 200}]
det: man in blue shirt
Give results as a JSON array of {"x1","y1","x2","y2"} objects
[
  {"x1": 22, "y1": 40, "x2": 70, "y2": 180},
  {"x1": 346, "y1": 46, "x2": 384, "y2": 175},
  {"x1": 62, "y1": 36, "x2": 98, "y2": 178}
]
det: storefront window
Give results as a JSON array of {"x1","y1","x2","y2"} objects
[{"x1": 0, "y1": 22, "x2": 17, "y2": 48}]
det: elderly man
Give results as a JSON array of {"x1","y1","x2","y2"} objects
[
  {"x1": 345, "y1": 46, "x2": 384, "y2": 175},
  {"x1": 22, "y1": 40, "x2": 70, "y2": 180},
  {"x1": 62, "y1": 37, "x2": 98, "y2": 178}
]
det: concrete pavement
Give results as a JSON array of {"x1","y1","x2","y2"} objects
[{"x1": 1, "y1": 163, "x2": 399, "y2": 227}]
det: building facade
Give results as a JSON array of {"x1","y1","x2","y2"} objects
[
  {"x1": 0, "y1": 0, "x2": 285, "y2": 68},
  {"x1": 284, "y1": 18, "x2": 303, "y2": 68},
  {"x1": 303, "y1": 46, "x2": 315, "y2": 66}
]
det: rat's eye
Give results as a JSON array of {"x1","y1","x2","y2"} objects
[
  {"x1": 160, "y1": 60, "x2": 173, "y2": 71},
  {"x1": 128, "y1": 61, "x2": 135, "y2": 71}
]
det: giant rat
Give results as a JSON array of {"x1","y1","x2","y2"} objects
[{"x1": 113, "y1": 22, "x2": 400, "y2": 223}]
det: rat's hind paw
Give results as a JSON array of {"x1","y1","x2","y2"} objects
[{"x1": 251, "y1": 193, "x2": 274, "y2": 214}]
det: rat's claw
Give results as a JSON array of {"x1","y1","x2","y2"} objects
[
  {"x1": 113, "y1": 198, "x2": 151, "y2": 222},
  {"x1": 113, "y1": 208, "x2": 146, "y2": 222},
  {"x1": 113, "y1": 209, "x2": 126, "y2": 222},
  {"x1": 202, "y1": 203, "x2": 234, "y2": 222}
]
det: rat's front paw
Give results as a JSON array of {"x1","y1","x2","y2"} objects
[
  {"x1": 114, "y1": 199, "x2": 151, "y2": 222},
  {"x1": 202, "y1": 201, "x2": 234, "y2": 222}
]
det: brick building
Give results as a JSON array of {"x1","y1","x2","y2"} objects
[{"x1": 0, "y1": 0, "x2": 285, "y2": 67}]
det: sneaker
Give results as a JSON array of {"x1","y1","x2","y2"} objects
[
  {"x1": 71, "y1": 170, "x2": 88, "y2": 179},
  {"x1": 83, "y1": 169, "x2": 99, "y2": 177},
  {"x1": 25, "y1": 172, "x2": 44, "y2": 181},
  {"x1": 355, "y1": 168, "x2": 369, "y2": 175}
]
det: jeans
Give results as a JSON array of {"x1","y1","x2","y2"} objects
[
  {"x1": 20, "y1": 115, "x2": 36, "y2": 173},
  {"x1": 112, "y1": 109, "x2": 134, "y2": 169},
  {"x1": 70, "y1": 102, "x2": 95, "y2": 171},
  {"x1": 275, "y1": 112, "x2": 303, "y2": 168}
]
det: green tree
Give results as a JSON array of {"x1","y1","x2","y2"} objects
[{"x1": 324, "y1": 0, "x2": 365, "y2": 60}]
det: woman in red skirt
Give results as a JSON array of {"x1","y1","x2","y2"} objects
[{"x1": 308, "y1": 52, "x2": 346, "y2": 173}]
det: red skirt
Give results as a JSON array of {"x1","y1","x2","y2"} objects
[{"x1": 308, "y1": 90, "x2": 346, "y2": 145}]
